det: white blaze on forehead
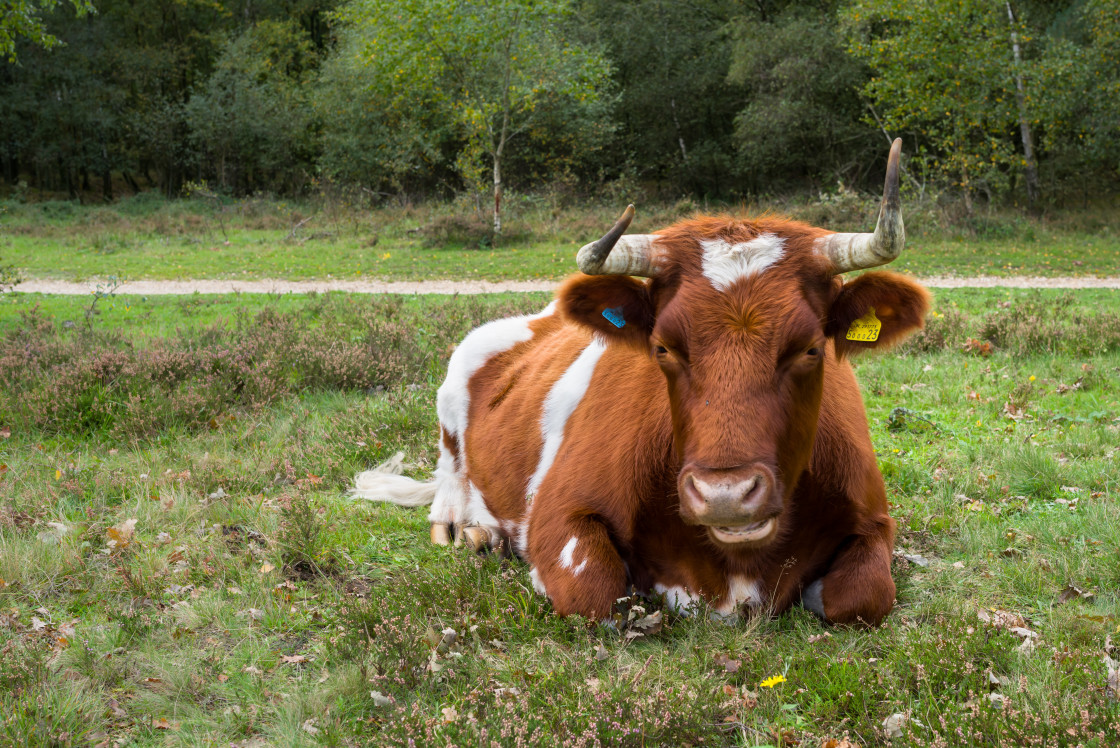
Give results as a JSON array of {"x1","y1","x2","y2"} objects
[
  {"x1": 525, "y1": 338, "x2": 608, "y2": 499},
  {"x1": 558, "y1": 536, "x2": 588, "y2": 576},
  {"x1": 700, "y1": 233, "x2": 786, "y2": 292}
]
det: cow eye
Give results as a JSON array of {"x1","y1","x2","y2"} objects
[
  {"x1": 806, "y1": 347, "x2": 822, "y2": 357},
  {"x1": 655, "y1": 345, "x2": 668, "y2": 355}
]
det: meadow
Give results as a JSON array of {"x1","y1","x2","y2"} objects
[
  {"x1": 1, "y1": 286, "x2": 1119, "y2": 746},
  {"x1": 2, "y1": 193, "x2": 1119, "y2": 282}
]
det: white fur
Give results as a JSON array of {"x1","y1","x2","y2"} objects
[
  {"x1": 653, "y1": 583, "x2": 702, "y2": 615},
  {"x1": 437, "y1": 302, "x2": 556, "y2": 440},
  {"x1": 428, "y1": 302, "x2": 557, "y2": 528},
  {"x1": 525, "y1": 338, "x2": 607, "y2": 499},
  {"x1": 714, "y1": 575, "x2": 764, "y2": 618},
  {"x1": 558, "y1": 536, "x2": 588, "y2": 576},
  {"x1": 351, "y1": 452, "x2": 437, "y2": 506},
  {"x1": 529, "y1": 567, "x2": 547, "y2": 595},
  {"x1": 700, "y1": 233, "x2": 786, "y2": 292},
  {"x1": 516, "y1": 337, "x2": 607, "y2": 559},
  {"x1": 801, "y1": 579, "x2": 825, "y2": 617}
]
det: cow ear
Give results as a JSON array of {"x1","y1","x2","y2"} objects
[
  {"x1": 557, "y1": 274, "x2": 656, "y2": 347},
  {"x1": 826, "y1": 272, "x2": 930, "y2": 358}
]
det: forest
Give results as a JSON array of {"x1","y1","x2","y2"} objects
[{"x1": 1, "y1": 0, "x2": 1118, "y2": 221}]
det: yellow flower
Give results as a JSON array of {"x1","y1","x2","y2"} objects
[
  {"x1": 759, "y1": 675, "x2": 786, "y2": 688},
  {"x1": 1028, "y1": 375, "x2": 1036, "y2": 382}
]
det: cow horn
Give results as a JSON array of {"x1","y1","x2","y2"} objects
[
  {"x1": 815, "y1": 138, "x2": 906, "y2": 274},
  {"x1": 576, "y1": 204, "x2": 661, "y2": 277}
]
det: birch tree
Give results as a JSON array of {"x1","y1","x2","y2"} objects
[{"x1": 341, "y1": 0, "x2": 611, "y2": 237}]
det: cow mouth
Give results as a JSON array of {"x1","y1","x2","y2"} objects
[{"x1": 709, "y1": 517, "x2": 777, "y2": 544}]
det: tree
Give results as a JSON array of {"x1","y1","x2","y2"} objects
[
  {"x1": 0, "y1": 0, "x2": 93, "y2": 61},
  {"x1": 340, "y1": 0, "x2": 613, "y2": 236},
  {"x1": 728, "y1": 2, "x2": 879, "y2": 193},
  {"x1": 842, "y1": 0, "x2": 1055, "y2": 208}
]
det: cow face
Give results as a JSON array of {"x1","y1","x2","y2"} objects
[{"x1": 559, "y1": 217, "x2": 929, "y2": 551}]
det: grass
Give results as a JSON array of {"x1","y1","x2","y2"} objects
[
  {"x1": 1, "y1": 193, "x2": 1117, "y2": 282},
  {"x1": 2, "y1": 289, "x2": 1119, "y2": 746}
]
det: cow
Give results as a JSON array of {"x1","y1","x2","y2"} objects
[{"x1": 354, "y1": 139, "x2": 929, "y2": 626}]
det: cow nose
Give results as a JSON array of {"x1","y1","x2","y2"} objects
[{"x1": 680, "y1": 465, "x2": 774, "y2": 521}]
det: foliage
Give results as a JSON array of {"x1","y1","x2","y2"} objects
[
  {"x1": 336, "y1": 0, "x2": 614, "y2": 231},
  {"x1": 0, "y1": 0, "x2": 93, "y2": 61},
  {"x1": 729, "y1": 2, "x2": 880, "y2": 192}
]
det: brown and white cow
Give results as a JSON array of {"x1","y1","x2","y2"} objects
[{"x1": 354, "y1": 140, "x2": 928, "y2": 625}]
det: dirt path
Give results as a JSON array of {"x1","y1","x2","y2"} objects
[{"x1": 9, "y1": 276, "x2": 1120, "y2": 295}]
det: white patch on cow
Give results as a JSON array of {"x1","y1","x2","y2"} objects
[
  {"x1": 801, "y1": 579, "x2": 825, "y2": 617},
  {"x1": 713, "y1": 575, "x2": 764, "y2": 618},
  {"x1": 438, "y1": 301, "x2": 556, "y2": 441},
  {"x1": 529, "y1": 567, "x2": 547, "y2": 596},
  {"x1": 464, "y1": 481, "x2": 501, "y2": 542},
  {"x1": 430, "y1": 302, "x2": 555, "y2": 529},
  {"x1": 653, "y1": 583, "x2": 701, "y2": 616},
  {"x1": 525, "y1": 337, "x2": 607, "y2": 499},
  {"x1": 427, "y1": 436, "x2": 465, "y2": 525},
  {"x1": 558, "y1": 536, "x2": 588, "y2": 576},
  {"x1": 700, "y1": 233, "x2": 786, "y2": 292}
]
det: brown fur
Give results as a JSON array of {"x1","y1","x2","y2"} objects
[{"x1": 447, "y1": 215, "x2": 928, "y2": 625}]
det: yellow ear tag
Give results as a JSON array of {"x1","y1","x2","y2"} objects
[{"x1": 846, "y1": 308, "x2": 882, "y2": 342}]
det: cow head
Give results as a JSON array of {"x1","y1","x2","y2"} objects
[{"x1": 559, "y1": 140, "x2": 929, "y2": 550}]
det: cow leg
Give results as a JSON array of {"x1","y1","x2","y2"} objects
[
  {"x1": 802, "y1": 521, "x2": 895, "y2": 626},
  {"x1": 529, "y1": 516, "x2": 626, "y2": 620},
  {"x1": 428, "y1": 426, "x2": 471, "y2": 546}
]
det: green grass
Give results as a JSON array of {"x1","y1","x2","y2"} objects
[
  {"x1": 1, "y1": 194, "x2": 1117, "y2": 282},
  {"x1": 2, "y1": 290, "x2": 1119, "y2": 746}
]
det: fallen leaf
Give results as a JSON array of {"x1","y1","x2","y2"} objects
[
  {"x1": 441, "y1": 706, "x2": 458, "y2": 723},
  {"x1": 217, "y1": 674, "x2": 229, "y2": 683},
  {"x1": 899, "y1": 553, "x2": 930, "y2": 567},
  {"x1": 246, "y1": 608, "x2": 264, "y2": 621},
  {"x1": 152, "y1": 717, "x2": 172, "y2": 730},
  {"x1": 106, "y1": 518, "x2": 138, "y2": 551},
  {"x1": 882, "y1": 712, "x2": 908, "y2": 738},
  {"x1": 301, "y1": 719, "x2": 319, "y2": 735},
  {"x1": 808, "y1": 632, "x2": 832, "y2": 644},
  {"x1": 242, "y1": 665, "x2": 263, "y2": 676},
  {"x1": 280, "y1": 654, "x2": 308, "y2": 664},
  {"x1": 593, "y1": 644, "x2": 609, "y2": 662},
  {"x1": 714, "y1": 653, "x2": 741, "y2": 673},
  {"x1": 370, "y1": 690, "x2": 392, "y2": 707},
  {"x1": 1057, "y1": 585, "x2": 1095, "y2": 605},
  {"x1": 986, "y1": 693, "x2": 1009, "y2": 709},
  {"x1": 0, "y1": 426, "x2": 10, "y2": 438},
  {"x1": 259, "y1": 562, "x2": 275, "y2": 574}
]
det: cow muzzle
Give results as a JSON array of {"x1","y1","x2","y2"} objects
[{"x1": 678, "y1": 464, "x2": 781, "y2": 546}]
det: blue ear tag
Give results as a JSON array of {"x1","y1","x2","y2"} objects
[{"x1": 602, "y1": 306, "x2": 626, "y2": 328}]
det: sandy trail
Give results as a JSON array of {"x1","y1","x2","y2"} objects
[{"x1": 8, "y1": 276, "x2": 1120, "y2": 295}]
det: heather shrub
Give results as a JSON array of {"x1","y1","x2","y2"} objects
[
  {"x1": 976, "y1": 292, "x2": 1120, "y2": 356},
  {"x1": 0, "y1": 295, "x2": 549, "y2": 438}
]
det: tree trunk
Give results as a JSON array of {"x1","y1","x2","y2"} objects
[
  {"x1": 1006, "y1": 2, "x2": 1040, "y2": 211},
  {"x1": 492, "y1": 153, "x2": 502, "y2": 237}
]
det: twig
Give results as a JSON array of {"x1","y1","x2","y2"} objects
[{"x1": 630, "y1": 653, "x2": 654, "y2": 686}]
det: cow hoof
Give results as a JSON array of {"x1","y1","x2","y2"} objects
[
  {"x1": 462, "y1": 525, "x2": 491, "y2": 553},
  {"x1": 430, "y1": 523, "x2": 452, "y2": 546}
]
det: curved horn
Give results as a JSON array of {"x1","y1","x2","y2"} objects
[
  {"x1": 576, "y1": 204, "x2": 660, "y2": 277},
  {"x1": 815, "y1": 138, "x2": 905, "y2": 274}
]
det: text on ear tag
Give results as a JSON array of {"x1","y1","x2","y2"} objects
[
  {"x1": 602, "y1": 306, "x2": 626, "y2": 328},
  {"x1": 846, "y1": 308, "x2": 881, "y2": 342}
]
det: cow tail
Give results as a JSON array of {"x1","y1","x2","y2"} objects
[{"x1": 350, "y1": 452, "x2": 437, "y2": 507}]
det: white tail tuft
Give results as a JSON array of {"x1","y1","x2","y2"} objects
[{"x1": 350, "y1": 451, "x2": 437, "y2": 507}]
